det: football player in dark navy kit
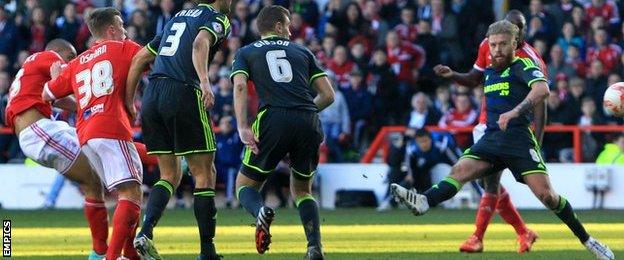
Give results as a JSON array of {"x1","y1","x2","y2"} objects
[
  {"x1": 230, "y1": 6, "x2": 335, "y2": 260},
  {"x1": 391, "y1": 20, "x2": 615, "y2": 260},
  {"x1": 125, "y1": 0, "x2": 231, "y2": 259}
]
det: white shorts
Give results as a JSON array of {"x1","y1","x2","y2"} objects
[
  {"x1": 472, "y1": 123, "x2": 487, "y2": 143},
  {"x1": 82, "y1": 138, "x2": 143, "y2": 190},
  {"x1": 18, "y1": 118, "x2": 80, "y2": 174}
]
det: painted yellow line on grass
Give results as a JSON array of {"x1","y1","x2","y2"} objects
[{"x1": 10, "y1": 224, "x2": 624, "y2": 256}]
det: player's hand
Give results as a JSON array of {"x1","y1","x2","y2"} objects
[
  {"x1": 239, "y1": 127, "x2": 259, "y2": 154},
  {"x1": 50, "y1": 61, "x2": 63, "y2": 79},
  {"x1": 404, "y1": 173, "x2": 414, "y2": 184},
  {"x1": 433, "y1": 64, "x2": 453, "y2": 78},
  {"x1": 200, "y1": 81, "x2": 215, "y2": 109},
  {"x1": 125, "y1": 101, "x2": 137, "y2": 123},
  {"x1": 497, "y1": 109, "x2": 519, "y2": 131}
]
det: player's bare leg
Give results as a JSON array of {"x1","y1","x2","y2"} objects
[
  {"x1": 235, "y1": 173, "x2": 274, "y2": 254},
  {"x1": 392, "y1": 158, "x2": 491, "y2": 215},
  {"x1": 63, "y1": 152, "x2": 109, "y2": 259},
  {"x1": 291, "y1": 176, "x2": 323, "y2": 260},
  {"x1": 524, "y1": 174, "x2": 614, "y2": 259},
  {"x1": 135, "y1": 154, "x2": 180, "y2": 260},
  {"x1": 107, "y1": 182, "x2": 142, "y2": 260},
  {"x1": 185, "y1": 153, "x2": 221, "y2": 259}
]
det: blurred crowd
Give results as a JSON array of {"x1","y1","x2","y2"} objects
[{"x1": 1, "y1": 0, "x2": 624, "y2": 169}]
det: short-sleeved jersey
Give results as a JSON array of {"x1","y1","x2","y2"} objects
[
  {"x1": 230, "y1": 36, "x2": 327, "y2": 111},
  {"x1": 482, "y1": 57, "x2": 547, "y2": 131},
  {"x1": 45, "y1": 40, "x2": 142, "y2": 145},
  {"x1": 6, "y1": 51, "x2": 63, "y2": 129},
  {"x1": 149, "y1": 4, "x2": 231, "y2": 87},
  {"x1": 474, "y1": 39, "x2": 547, "y2": 124}
]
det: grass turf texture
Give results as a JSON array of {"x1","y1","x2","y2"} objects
[{"x1": 2, "y1": 208, "x2": 623, "y2": 259}]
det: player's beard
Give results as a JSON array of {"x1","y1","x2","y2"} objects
[{"x1": 491, "y1": 53, "x2": 513, "y2": 71}]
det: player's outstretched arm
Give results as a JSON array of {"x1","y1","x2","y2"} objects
[
  {"x1": 192, "y1": 30, "x2": 215, "y2": 109},
  {"x1": 232, "y1": 73, "x2": 258, "y2": 154},
  {"x1": 498, "y1": 81, "x2": 550, "y2": 130},
  {"x1": 433, "y1": 65, "x2": 484, "y2": 87},
  {"x1": 312, "y1": 76, "x2": 335, "y2": 111},
  {"x1": 125, "y1": 47, "x2": 156, "y2": 121}
]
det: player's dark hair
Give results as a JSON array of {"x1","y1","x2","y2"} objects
[
  {"x1": 415, "y1": 128, "x2": 431, "y2": 138},
  {"x1": 87, "y1": 7, "x2": 121, "y2": 37},
  {"x1": 257, "y1": 5, "x2": 290, "y2": 35}
]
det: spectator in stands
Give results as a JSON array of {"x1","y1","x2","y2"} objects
[
  {"x1": 394, "y1": 8, "x2": 418, "y2": 42},
  {"x1": 385, "y1": 30, "x2": 425, "y2": 107},
  {"x1": 579, "y1": 97, "x2": 606, "y2": 161},
  {"x1": 527, "y1": 16, "x2": 550, "y2": 44},
  {"x1": 544, "y1": 90, "x2": 576, "y2": 161},
  {"x1": 547, "y1": 0, "x2": 581, "y2": 31},
  {"x1": 430, "y1": 0, "x2": 462, "y2": 68},
  {"x1": 586, "y1": 28, "x2": 621, "y2": 74},
  {"x1": 528, "y1": 0, "x2": 557, "y2": 43},
  {"x1": 328, "y1": 2, "x2": 372, "y2": 46},
  {"x1": 320, "y1": 82, "x2": 351, "y2": 162},
  {"x1": 231, "y1": 1, "x2": 255, "y2": 45},
  {"x1": 350, "y1": 43, "x2": 369, "y2": 75},
  {"x1": 533, "y1": 38, "x2": 548, "y2": 57},
  {"x1": 213, "y1": 76, "x2": 234, "y2": 124},
  {"x1": 415, "y1": 0, "x2": 433, "y2": 22},
  {"x1": 584, "y1": 0, "x2": 620, "y2": 29},
  {"x1": 433, "y1": 85, "x2": 451, "y2": 115},
  {"x1": 28, "y1": 7, "x2": 52, "y2": 54},
  {"x1": 152, "y1": 0, "x2": 175, "y2": 35},
  {"x1": 128, "y1": 10, "x2": 153, "y2": 45},
  {"x1": 293, "y1": 0, "x2": 320, "y2": 28},
  {"x1": 0, "y1": 7, "x2": 19, "y2": 62},
  {"x1": 557, "y1": 22, "x2": 585, "y2": 58},
  {"x1": 596, "y1": 132, "x2": 624, "y2": 164},
  {"x1": 316, "y1": 35, "x2": 336, "y2": 66},
  {"x1": 290, "y1": 12, "x2": 315, "y2": 43},
  {"x1": 415, "y1": 20, "x2": 440, "y2": 77},
  {"x1": 54, "y1": 3, "x2": 81, "y2": 46},
  {"x1": 367, "y1": 48, "x2": 400, "y2": 128},
  {"x1": 215, "y1": 116, "x2": 244, "y2": 208},
  {"x1": 406, "y1": 92, "x2": 441, "y2": 129},
  {"x1": 586, "y1": 60, "x2": 609, "y2": 113},
  {"x1": 438, "y1": 92, "x2": 477, "y2": 148},
  {"x1": 327, "y1": 45, "x2": 356, "y2": 90},
  {"x1": 0, "y1": 54, "x2": 8, "y2": 73},
  {"x1": 565, "y1": 44, "x2": 587, "y2": 77},
  {"x1": 405, "y1": 128, "x2": 463, "y2": 193},
  {"x1": 362, "y1": 0, "x2": 389, "y2": 47},
  {"x1": 547, "y1": 44, "x2": 576, "y2": 83},
  {"x1": 343, "y1": 68, "x2": 373, "y2": 154},
  {"x1": 566, "y1": 77, "x2": 586, "y2": 116},
  {"x1": 571, "y1": 6, "x2": 588, "y2": 36},
  {"x1": 555, "y1": 73, "x2": 570, "y2": 99}
]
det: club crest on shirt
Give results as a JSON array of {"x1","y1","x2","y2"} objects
[
  {"x1": 212, "y1": 22, "x2": 223, "y2": 34},
  {"x1": 532, "y1": 70, "x2": 544, "y2": 78}
]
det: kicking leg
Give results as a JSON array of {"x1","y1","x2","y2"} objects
[
  {"x1": 524, "y1": 174, "x2": 614, "y2": 259},
  {"x1": 235, "y1": 172, "x2": 274, "y2": 254},
  {"x1": 392, "y1": 158, "x2": 492, "y2": 215}
]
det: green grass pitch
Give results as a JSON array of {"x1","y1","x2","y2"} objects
[{"x1": 2, "y1": 208, "x2": 623, "y2": 259}]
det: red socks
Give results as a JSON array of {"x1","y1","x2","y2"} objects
[
  {"x1": 497, "y1": 187, "x2": 528, "y2": 235},
  {"x1": 84, "y1": 198, "x2": 109, "y2": 255},
  {"x1": 123, "y1": 221, "x2": 140, "y2": 260},
  {"x1": 474, "y1": 193, "x2": 497, "y2": 240},
  {"x1": 107, "y1": 199, "x2": 141, "y2": 260}
]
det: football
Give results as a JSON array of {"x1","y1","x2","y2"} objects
[{"x1": 603, "y1": 82, "x2": 624, "y2": 117}]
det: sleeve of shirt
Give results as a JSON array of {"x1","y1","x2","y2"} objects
[
  {"x1": 44, "y1": 63, "x2": 73, "y2": 100},
  {"x1": 199, "y1": 14, "x2": 231, "y2": 46},
  {"x1": 516, "y1": 59, "x2": 548, "y2": 88},
  {"x1": 473, "y1": 40, "x2": 488, "y2": 71},
  {"x1": 307, "y1": 49, "x2": 327, "y2": 83},
  {"x1": 229, "y1": 49, "x2": 249, "y2": 81},
  {"x1": 125, "y1": 40, "x2": 143, "y2": 58},
  {"x1": 39, "y1": 52, "x2": 64, "y2": 76},
  {"x1": 146, "y1": 34, "x2": 162, "y2": 56}
]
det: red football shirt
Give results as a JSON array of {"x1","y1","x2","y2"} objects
[
  {"x1": 473, "y1": 39, "x2": 548, "y2": 124},
  {"x1": 6, "y1": 51, "x2": 64, "y2": 129},
  {"x1": 45, "y1": 40, "x2": 141, "y2": 145}
]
